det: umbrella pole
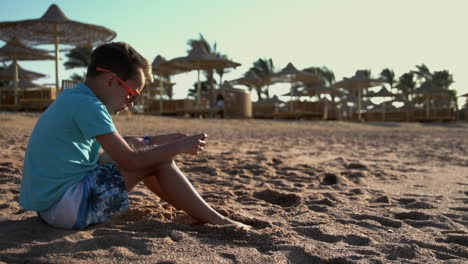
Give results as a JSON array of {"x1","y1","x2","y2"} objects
[
  {"x1": 358, "y1": 88, "x2": 362, "y2": 121},
  {"x1": 13, "y1": 59, "x2": 19, "y2": 105},
  {"x1": 290, "y1": 81, "x2": 294, "y2": 112},
  {"x1": 426, "y1": 96, "x2": 430, "y2": 119},
  {"x1": 323, "y1": 101, "x2": 328, "y2": 120},
  {"x1": 382, "y1": 103, "x2": 386, "y2": 121},
  {"x1": 159, "y1": 76, "x2": 163, "y2": 114},
  {"x1": 197, "y1": 69, "x2": 201, "y2": 106},
  {"x1": 54, "y1": 24, "x2": 60, "y2": 95}
]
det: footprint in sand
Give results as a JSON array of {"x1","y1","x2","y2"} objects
[
  {"x1": 394, "y1": 211, "x2": 432, "y2": 221},
  {"x1": 253, "y1": 189, "x2": 301, "y2": 207},
  {"x1": 442, "y1": 213, "x2": 468, "y2": 226},
  {"x1": 346, "y1": 162, "x2": 368, "y2": 170},
  {"x1": 443, "y1": 234, "x2": 468, "y2": 247},
  {"x1": 351, "y1": 214, "x2": 403, "y2": 228},
  {"x1": 404, "y1": 201, "x2": 437, "y2": 209},
  {"x1": 294, "y1": 226, "x2": 372, "y2": 246},
  {"x1": 394, "y1": 211, "x2": 454, "y2": 229},
  {"x1": 384, "y1": 243, "x2": 421, "y2": 260},
  {"x1": 306, "y1": 197, "x2": 336, "y2": 213}
]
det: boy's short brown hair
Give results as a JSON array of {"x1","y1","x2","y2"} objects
[{"x1": 86, "y1": 42, "x2": 153, "y2": 83}]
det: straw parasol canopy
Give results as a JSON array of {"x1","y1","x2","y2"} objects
[
  {"x1": 0, "y1": 37, "x2": 55, "y2": 61},
  {"x1": 0, "y1": 37, "x2": 54, "y2": 104},
  {"x1": 299, "y1": 83, "x2": 342, "y2": 98},
  {"x1": 229, "y1": 70, "x2": 264, "y2": 87},
  {"x1": 256, "y1": 95, "x2": 284, "y2": 104},
  {"x1": 150, "y1": 55, "x2": 187, "y2": 113},
  {"x1": 152, "y1": 55, "x2": 189, "y2": 77},
  {"x1": 220, "y1": 80, "x2": 237, "y2": 90},
  {"x1": 332, "y1": 71, "x2": 386, "y2": 120},
  {"x1": 367, "y1": 86, "x2": 396, "y2": 98},
  {"x1": 366, "y1": 86, "x2": 398, "y2": 120},
  {"x1": 272, "y1": 63, "x2": 321, "y2": 83},
  {"x1": 412, "y1": 82, "x2": 453, "y2": 118},
  {"x1": 273, "y1": 62, "x2": 321, "y2": 111},
  {"x1": 0, "y1": 4, "x2": 116, "y2": 93},
  {"x1": 0, "y1": 63, "x2": 46, "y2": 81},
  {"x1": 0, "y1": 80, "x2": 42, "y2": 90},
  {"x1": 281, "y1": 84, "x2": 306, "y2": 97},
  {"x1": 162, "y1": 42, "x2": 240, "y2": 104}
]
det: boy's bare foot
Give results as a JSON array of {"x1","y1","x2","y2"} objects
[{"x1": 212, "y1": 216, "x2": 252, "y2": 230}]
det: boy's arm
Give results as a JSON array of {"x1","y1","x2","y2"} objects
[
  {"x1": 123, "y1": 133, "x2": 186, "y2": 147},
  {"x1": 97, "y1": 132, "x2": 206, "y2": 172}
]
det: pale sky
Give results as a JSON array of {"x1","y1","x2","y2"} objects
[{"x1": 1, "y1": 0, "x2": 467, "y2": 103}]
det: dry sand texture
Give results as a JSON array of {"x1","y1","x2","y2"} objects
[{"x1": 0, "y1": 112, "x2": 467, "y2": 263}]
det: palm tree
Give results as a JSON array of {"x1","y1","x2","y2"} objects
[
  {"x1": 237, "y1": 69, "x2": 266, "y2": 101},
  {"x1": 63, "y1": 45, "x2": 93, "y2": 81},
  {"x1": 187, "y1": 34, "x2": 212, "y2": 55},
  {"x1": 431, "y1": 69, "x2": 457, "y2": 116},
  {"x1": 187, "y1": 34, "x2": 231, "y2": 94},
  {"x1": 188, "y1": 80, "x2": 210, "y2": 99},
  {"x1": 356, "y1": 69, "x2": 371, "y2": 78},
  {"x1": 250, "y1": 58, "x2": 275, "y2": 100},
  {"x1": 248, "y1": 84, "x2": 266, "y2": 102},
  {"x1": 431, "y1": 70, "x2": 454, "y2": 90},
  {"x1": 303, "y1": 66, "x2": 335, "y2": 86},
  {"x1": 164, "y1": 76, "x2": 174, "y2": 100},
  {"x1": 214, "y1": 54, "x2": 231, "y2": 88},
  {"x1": 303, "y1": 66, "x2": 336, "y2": 101},
  {"x1": 412, "y1": 64, "x2": 432, "y2": 83},
  {"x1": 380, "y1": 68, "x2": 396, "y2": 89},
  {"x1": 396, "y1": 72, "x2": 416, "y2": 102},
  {"x1": 187, "y1": 34, "x2": 213, "y2": 90}
]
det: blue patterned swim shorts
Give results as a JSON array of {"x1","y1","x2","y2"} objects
[{"x1": 39, "y1": 162, "x2": 129, "y2": 229}]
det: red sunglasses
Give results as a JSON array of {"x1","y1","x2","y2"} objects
[{"x1": 96, "y1": 67, "x2": 140, "y2": 103}]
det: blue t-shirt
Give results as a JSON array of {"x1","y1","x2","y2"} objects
[{"x1": 20, "y1": 82, "x2": 117, "y2": 211}]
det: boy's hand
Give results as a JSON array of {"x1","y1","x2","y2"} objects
[{"x1": 178, "y1": 133, "x2": 207, "y2": 155}]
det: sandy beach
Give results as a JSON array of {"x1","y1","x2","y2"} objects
[{"x1": 0, "y1": 112, "x2": 467, "y2": 263}]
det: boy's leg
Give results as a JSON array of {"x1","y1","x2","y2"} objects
[{"x1": 122, "y1": 160, "x2": 248, "y2": 228}]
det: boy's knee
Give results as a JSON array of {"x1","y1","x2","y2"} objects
[{"x1": 157, "y1": 159, "x2": 176, "y2": 170}]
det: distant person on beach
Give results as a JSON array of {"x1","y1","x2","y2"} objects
[
  {"x1": 214, "y1": 95, "x2": 225, "y2": 118},
  {"x1": 20, "y1": 42, "x2": 248, "y2": 230}
]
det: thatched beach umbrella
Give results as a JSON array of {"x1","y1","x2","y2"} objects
[
  {"x1": 151, "y1": 55, "x2": 188, "y2": 113},
  {"x1": 303, "y1": 84, "x2": 342, "y2": 120},
  {"x1": 162, "y1": 42, "x2": 240, "y2": 105},
  {"x1": 367, "y1": 86, "x2": 396, "y2": 121},
  {"x1": 0, "y1": 37, "x2": 54, "y2": 104},
  {"x1": 412, "y1": 82, "x2": 452, "y2": 118},
  {"x1": 0, "y1": 63, "x2": 46, "y2": 81},
  {"x1": 273, "y1": 62, "x2": 321, "y2": 111},
  {"x1": 0, "y1": 4, "x2": 116, "y2": 94},
  {"x1": 0, "y1": 62, "x2": 46, "y2": 104},
  {"x1": 259, "y1": 95, "x2": 284, "y2": 104},
  {"x1": 229, "y1": 70, "x2": 263, "y2": 87},
  {"x1": 299, "y1": 83, "x2": 342, "y2": 98},
  {"x1": 1, "y1": 80, "x2": 41, "y2": 89},
  {"x1": 281, "y1": 84, "x2": 306, "y2": 97},
  {"x1": 332, "y1": 71, "x2": 386, "y2": 121}
]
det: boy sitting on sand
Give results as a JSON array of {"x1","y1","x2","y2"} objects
[{"x1": 20, "y1": 42, "x2": 247, "y2": 230}]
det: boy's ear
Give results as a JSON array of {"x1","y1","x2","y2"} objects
[{"x1": 102, "y1": 74, "x2": 112, "y2": 88}]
